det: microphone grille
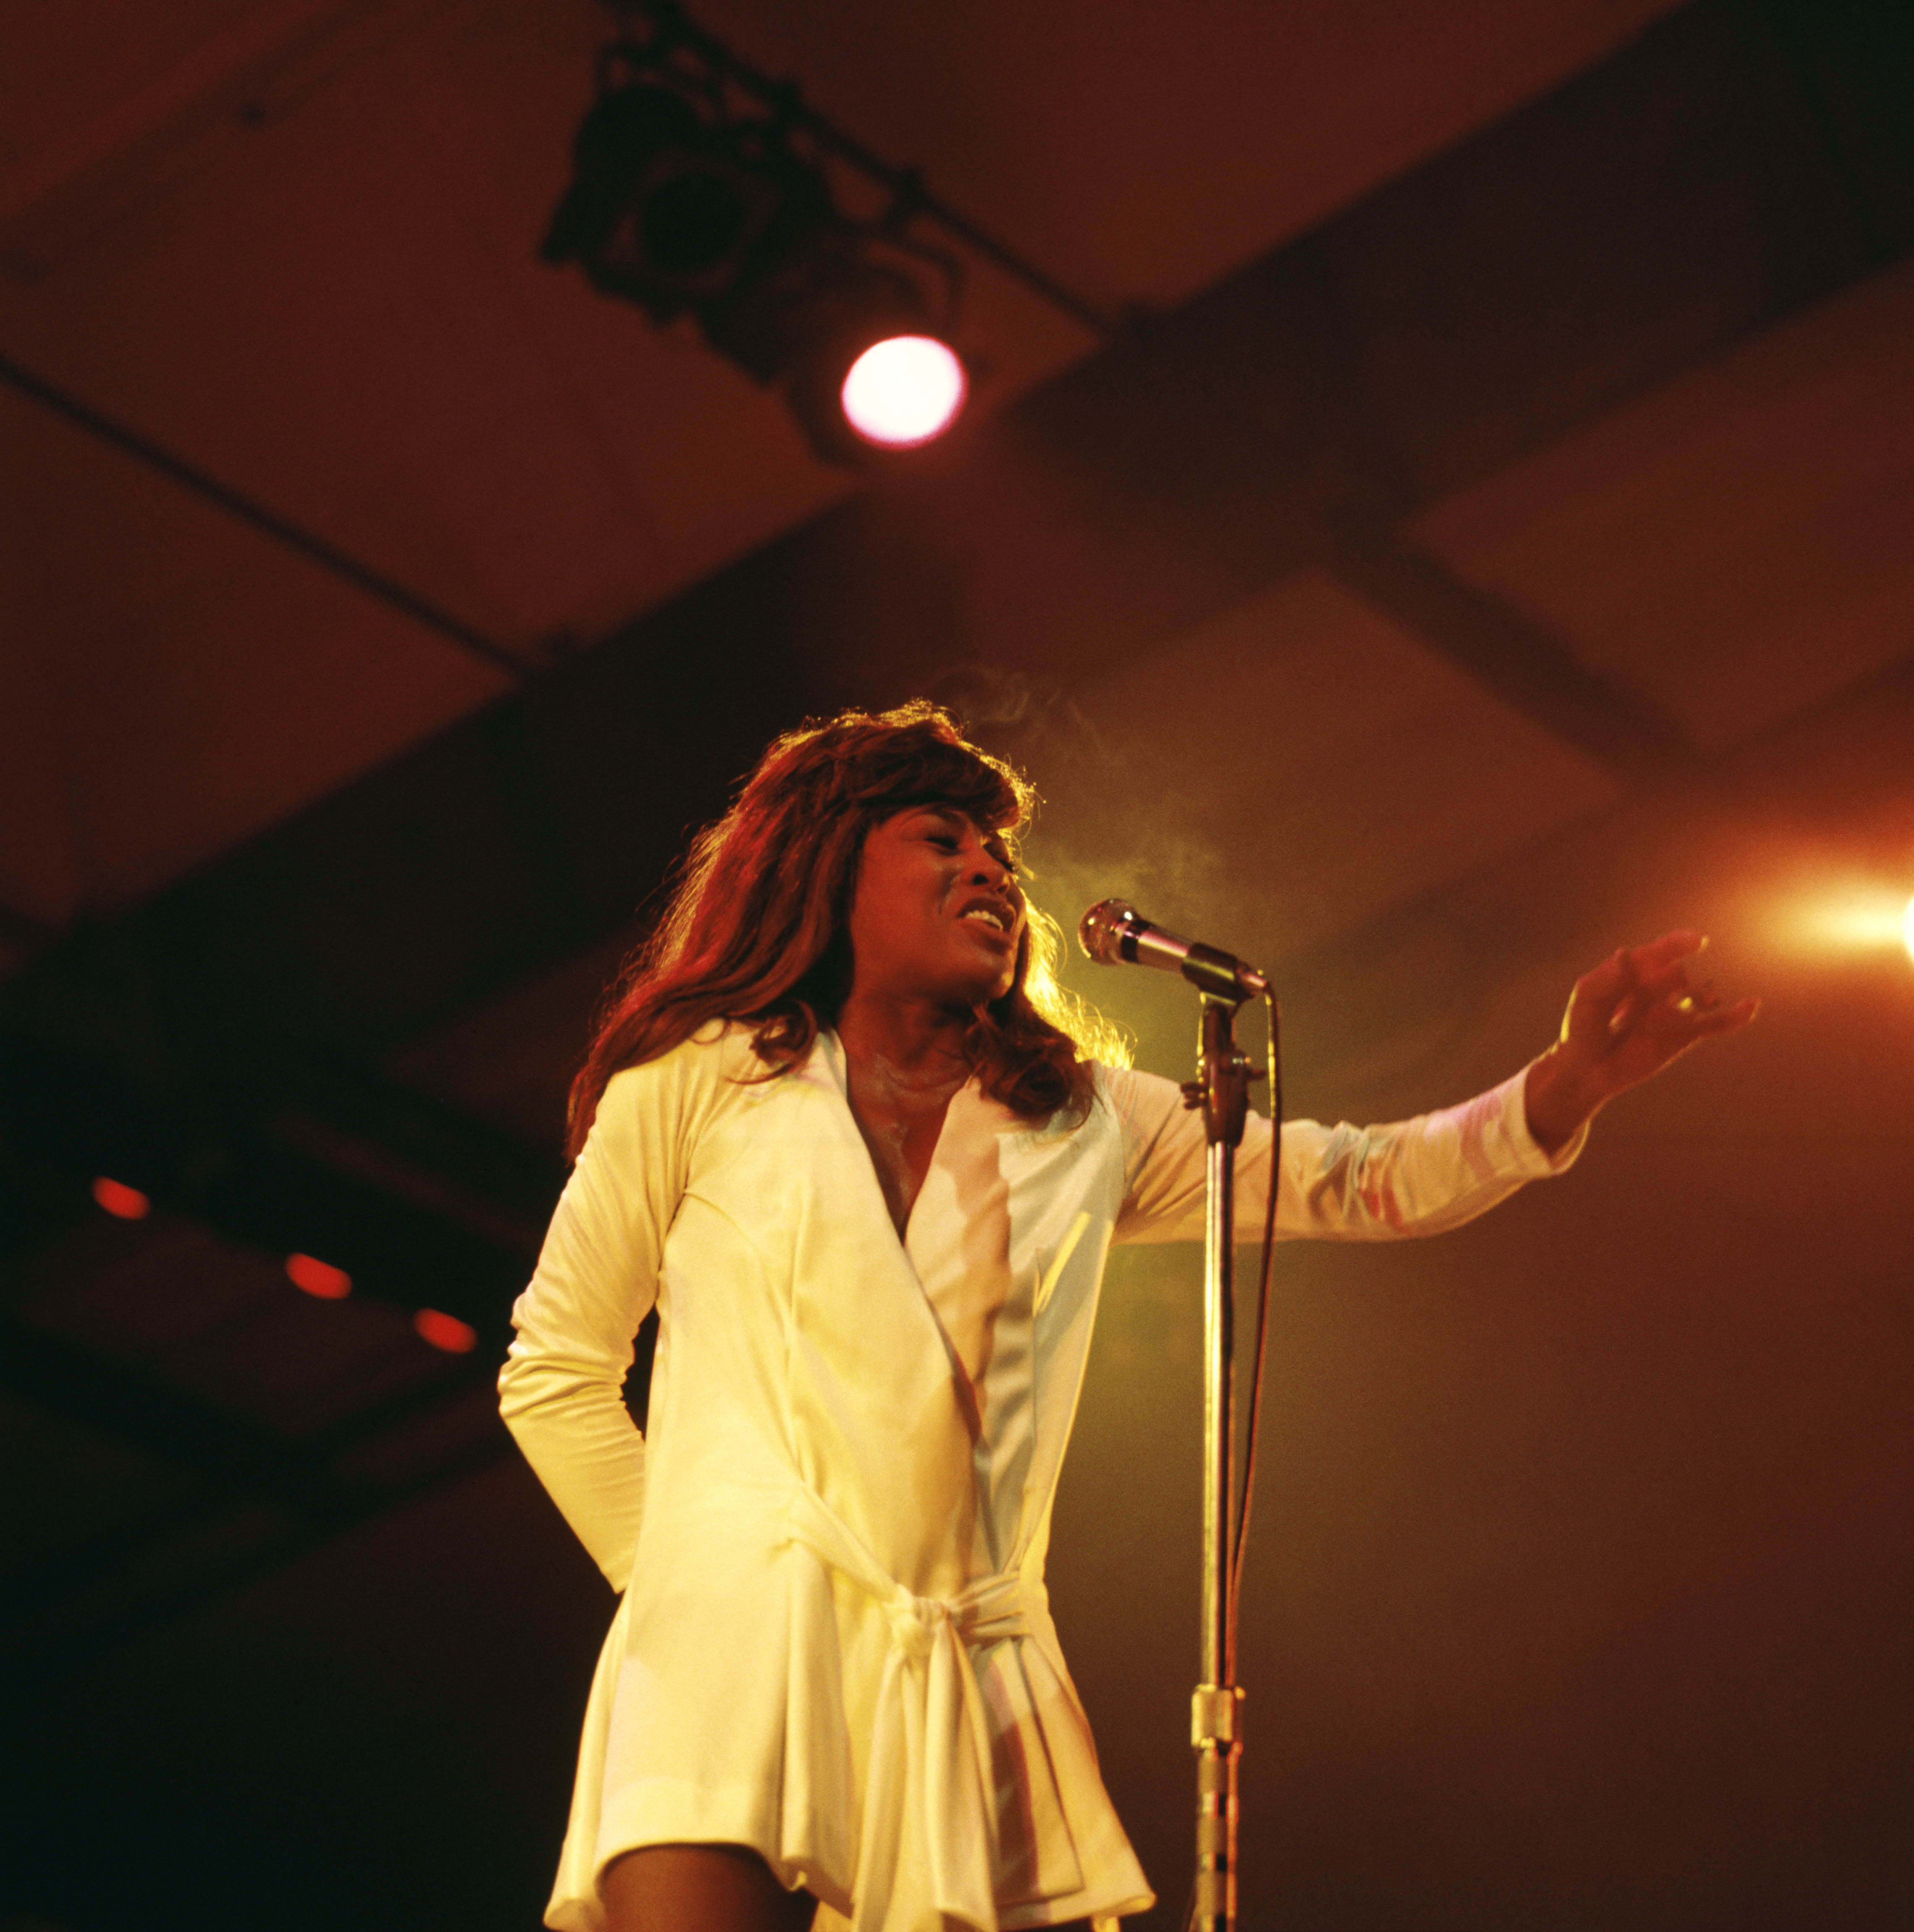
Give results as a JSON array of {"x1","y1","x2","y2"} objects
[{"x1": 1078, "y1": 898, "x2": 1137, "y2": 966}]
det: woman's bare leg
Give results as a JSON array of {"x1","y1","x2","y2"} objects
[{"x1": 601, "y1": 1844, "x2": 817, "y2": 1932}]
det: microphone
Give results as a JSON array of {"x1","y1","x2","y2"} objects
[{"x1": 1077, "y1": 898, "x2": 1269, "y2": 1000}]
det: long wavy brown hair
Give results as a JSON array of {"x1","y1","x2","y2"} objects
[{"x1": 566, "y1": 701, "x2": 1119, "y2": 1157}]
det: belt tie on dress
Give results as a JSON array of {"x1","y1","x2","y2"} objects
[{"x1": 783, "y1": 1482, "x2": 1042, "y2": 1932}]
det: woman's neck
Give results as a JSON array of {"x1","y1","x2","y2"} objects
[
  {"x1": 834, "y1": 989, "x2": 975, "y2": 1085},
  {"x1": 834, "y1": 993, "x2": 978, "y2": 1236}
]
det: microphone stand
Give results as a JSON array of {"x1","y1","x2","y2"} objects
[
  {"x1": 1188, "y1": 990, "x2": 1252, "y2": 1932},
  {"x1": 1075, "y1": 897, "x2": 1274, "y2": 1929}
]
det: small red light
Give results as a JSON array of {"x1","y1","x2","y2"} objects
[
  {"x1": 92, "y1": 1176, "x2": 151, "y2": 1220},
  {"x1": 414, "y1": 1308, "x2": 477, "y2": 1354},
  {"x1": 286, "y1": 1252, "x2": 352, "y2": 1299}
]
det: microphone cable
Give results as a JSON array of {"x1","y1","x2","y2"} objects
[{"x1": 1227, "y1": 986, "x2": 1280, "y2": 1686}]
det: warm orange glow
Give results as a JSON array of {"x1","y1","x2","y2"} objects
[
  {"x1": 286, "y1": 1252, "x2": 352, "y2": 1299},
  {"x1": 414, "y1": 1307, "x2": 477, "y2": 1353},
  {"x1": 92, "y1": 1175, "x2": 151, "y2": 1219},
  {"x1": 1766, "y1": 878, "x2": 1914, "y2": 956}
]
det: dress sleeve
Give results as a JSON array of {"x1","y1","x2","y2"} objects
[
  {"x1": 498, "y1": 1042, "x2": 708, "y2": 1588},
  {"x1": 1107, "y1": 1059, "x2": 1586, "y2": 1247}
]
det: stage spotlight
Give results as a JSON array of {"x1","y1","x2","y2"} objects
[
  {"x1": 840, "y1": 335, "x2": 968, "y2": 448},
  {"x1": 772, "y1": 248, "x2": 967, "y2": 461},
  {"x1": 1767, "y1": 872, "x2": 1914, "y2": 964},
  {"x1": 543, "y1": 42, "x2": 966, "y2": 465}
]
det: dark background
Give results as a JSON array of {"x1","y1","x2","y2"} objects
[{"x1": 3, "y1": 3, "x2": 1911, "y2": 1928}]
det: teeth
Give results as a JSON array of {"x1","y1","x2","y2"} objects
[{"x1": 963, "y1": 907, "x2": 1006, "y2": 931}]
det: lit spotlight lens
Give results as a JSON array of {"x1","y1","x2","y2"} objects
[
  {"x1": 1904, "y1": 894, "x2": 1914, "y2": 962},
  {"x1": 839, "y1": 335, "x2": 966, "y2": 448}
]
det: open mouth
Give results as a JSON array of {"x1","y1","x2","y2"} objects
[{"x1": 959, "y1": 901, "x2": 1013, "y2": 935}]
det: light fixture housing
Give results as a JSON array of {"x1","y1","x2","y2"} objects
[{"x1": 542, "y1": 73, "x2": 835, "y2": 340}]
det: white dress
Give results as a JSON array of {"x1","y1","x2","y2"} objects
[{"x1": 499, "y1": 1024, "x2": 1579, "y2": 1932}]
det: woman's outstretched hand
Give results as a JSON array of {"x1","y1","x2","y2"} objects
[{"x1": 1524, "y1": 930, "x2": 1759, "y2": 1156}]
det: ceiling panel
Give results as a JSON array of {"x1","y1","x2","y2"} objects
[
  {"x1": 691, "y1": 0, "x2": 1687, "y2": 311},
  {"x1": 1, "y1": 0, "x2": 266, "y2": 178},
  {"x1": 1407, "y1": 259, "x2": 1914, "y2": 749},
  {"x1": 0, "y1": 385, "x2": 510, "y2": 921},
  {"x1": 0, "y1": 1389, "x2": 194, "y2": 1580}
]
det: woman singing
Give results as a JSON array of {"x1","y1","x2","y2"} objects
[{"x1": 499, "y1": 702, "x2": 1752, "y2": 1932}]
